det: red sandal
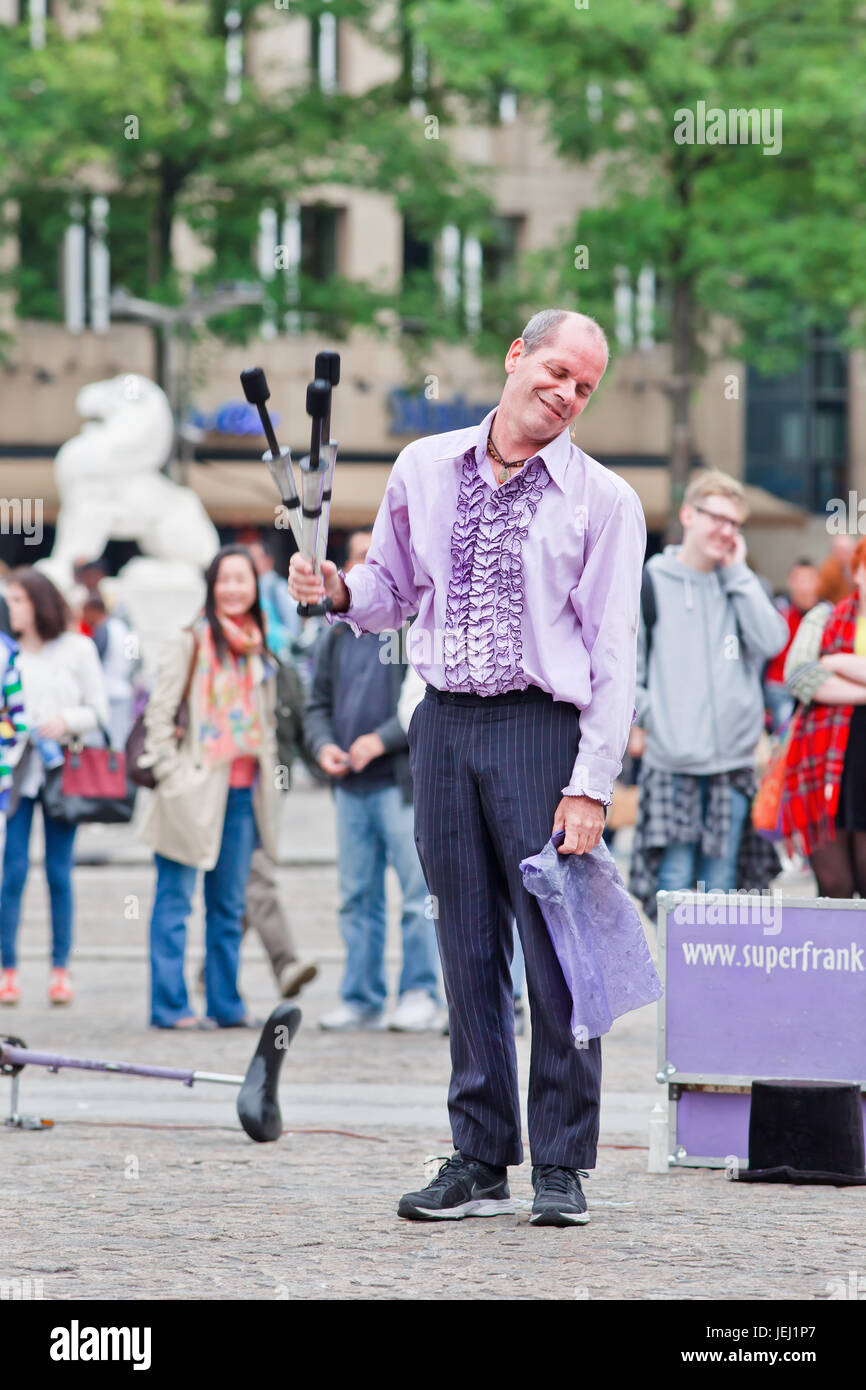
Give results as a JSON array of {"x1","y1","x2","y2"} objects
[
  {"x1": 0, "y1": 969, "x2": 20, "y2": 1005},
  {"x1": 48, "y1": 968, "x2": 73, "y2": 1005}
]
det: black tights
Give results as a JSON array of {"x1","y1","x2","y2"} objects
[{"x1": 809, "y1": 830, "x2": 866, "y2": 898}]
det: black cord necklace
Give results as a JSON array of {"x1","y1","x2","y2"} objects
[{"x1": 487, "y1": 434, "x2": 529, "y2": 484}]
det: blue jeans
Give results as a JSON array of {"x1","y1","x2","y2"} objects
[
  {"x1": 511, "y1": 921, "x2": 525, "y2": 1000},
  {"x1": 333, "y1": 783, "x2": 439, "y2": 1011},
  {"x1": 149, "y1": 786, "x2": 259, "y2": 1027},
  {"x1": 0, "y1": 795, "x2": 78, "y2": 969},
  {"x1": 656, "y1": 778, "x2": 751, "y2": 895},
  {"x1": 764, "y1": 681, "x2": 795, "y2": 736}
]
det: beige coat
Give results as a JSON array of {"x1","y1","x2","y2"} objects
[{"x1": 137, "y1": 627, "x2": 280, "y2": 870}]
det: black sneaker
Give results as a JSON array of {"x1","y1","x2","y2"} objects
[
  {"x1": 530, "y1": 1165, "x2": 590, "y2": 1227},
  {"x1": 398, "y1": 1152, "x2": 515, "y2": 1221}
]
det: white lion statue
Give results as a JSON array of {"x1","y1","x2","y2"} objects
[
  {"x1": 39, "y1": 374, "x2": 222, "y2": 674},
  {"x1": 42, "y1": 373, "x2": 219, "y2": 588}
]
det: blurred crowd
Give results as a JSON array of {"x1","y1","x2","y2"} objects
[{"x1": 0, "y1": 470, "x2": 864, "y2": 1032}]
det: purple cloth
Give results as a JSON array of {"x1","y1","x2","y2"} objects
[
  {"x1": 328, "y1": 407, "x2": 646, "y2": 807},
  {"x1": 520, "y1": 829, "x2": 663, "y2": 1041}
]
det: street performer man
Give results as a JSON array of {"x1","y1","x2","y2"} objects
[{"x1": 289, "y1": 309, "x2": 646, "y2": 1227}]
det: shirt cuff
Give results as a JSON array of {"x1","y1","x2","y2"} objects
[
  {"x1": 61, "y1": 707, "x2": 99, "y2": 737},
  {"x1": 787, "y1": 661, "x2": 826, "y2": 705},
  {"x1": 561, "y1": 752, "x2": 621, "y2": 807},
  {"x1": 324, "y1": 569, "x2": 363, "y2": 637}
]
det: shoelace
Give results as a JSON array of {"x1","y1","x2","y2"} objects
[
  {"x1": 534, "y1": 1165, "x2": 589, "y2": 1194},
  {"x1": 426, "y1": 1155, "x2": 469, "y2": 1189}
]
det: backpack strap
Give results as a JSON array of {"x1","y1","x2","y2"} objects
[
  {"x1": 640, "y1": 566, "x2": 657, "y2": 663},
  {"x1": 180, "y1": 625, "x2": 199, "y2": 704}
]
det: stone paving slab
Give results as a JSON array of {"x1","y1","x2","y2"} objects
[
  {"x1": 1, "y1": 787, "x2": 861, "y2": 1302},
  {"x1": 2, "y1": 1123, "x2": 861, "y2": 1301}
]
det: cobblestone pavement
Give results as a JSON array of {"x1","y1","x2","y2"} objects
[{"x1": 1, "y1": 782, "x2": 862, "y2": 1301}]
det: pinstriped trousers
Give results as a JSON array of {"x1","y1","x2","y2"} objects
[{"x1": 408, "y1": 683, "x2": 602, "y2": 1169}]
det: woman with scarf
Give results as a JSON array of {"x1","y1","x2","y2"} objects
[
  {"x1": 781, "y1": 536, "x2": 866, "y2": 894},
  {"x1": 139, "y1": 545, "x2": 280, "y2": 1028}
]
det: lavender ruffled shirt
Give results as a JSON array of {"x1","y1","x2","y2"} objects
[{"x1": 329, "y1": 408, "x2": 646, "y2": 805}]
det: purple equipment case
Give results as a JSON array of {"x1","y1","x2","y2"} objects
[{"x1": 656, "y1": 891, "x2": 866, "y2": 1168}]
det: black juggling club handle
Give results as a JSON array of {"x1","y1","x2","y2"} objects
[{"x1": 240, "y1": 367, "x2": 281, "y2": 460}]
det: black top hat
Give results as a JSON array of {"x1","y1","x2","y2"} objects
[{"x1": 733, "y1": 1079, "x2": 866, "y2": 1185}]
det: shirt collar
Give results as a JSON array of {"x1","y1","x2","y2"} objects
[{"x1": 470, "y1": 407, "x2": 572, "y2": 493}]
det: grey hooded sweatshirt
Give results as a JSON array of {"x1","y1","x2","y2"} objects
[{"x1": 635, "y1": 545, "x2": 789, "y2": 775}]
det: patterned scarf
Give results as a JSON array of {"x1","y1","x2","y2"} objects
[
  {"x1": 0, "y1": 632, "x2": 27, "y2": 813},
  {"x1": 195, "y1": 612, "x2": 264, "y2": 765},
  {"x1": 781, "y1": 591, "x2": 858, "y2": 856}
]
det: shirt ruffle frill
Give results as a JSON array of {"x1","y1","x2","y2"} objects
[{"x1": 443, "y1": 455, "x2": 550, "y2": 695}]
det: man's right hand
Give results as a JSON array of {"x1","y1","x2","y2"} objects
[
  {"x1": 288, "y1": 554, "x2": 350, "y2": 612},
  {"x1": 318, "y1": 743, "x2": 351, "y2": 777}
]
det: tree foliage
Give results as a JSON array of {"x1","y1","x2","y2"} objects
[
  {"x1": 0, "y1": 0, "x2": 492, "y2": 369},
  {"x1": 408, "y1": 0, "x2": 866, "y2": 516}
]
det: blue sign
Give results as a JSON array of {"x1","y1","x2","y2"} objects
[
  {"x1": 191, "y1": 402, "x2": 281, "y2": 435},
  {"x1": 388, "y1": 389, "x2": 497, "y2": 437}
]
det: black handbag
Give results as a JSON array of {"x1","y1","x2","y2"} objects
[{"x1": 40, "y1": 725, "x2": 137, "y2": 826}]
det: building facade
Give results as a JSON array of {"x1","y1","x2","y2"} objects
[{"x1": 1, "y1": 0, "x2": 861, "y2": 584}]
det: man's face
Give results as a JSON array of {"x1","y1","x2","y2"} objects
[
  {"x1": 345, "y1": 534, "x2": 371, "y2": 572},
  {"x1": 248, "y1": 542, "x2": 269, "y2": 575},
  {"x1": 500, "y1": 320, "x2": 608, "y2": 444},
  {"x1": 680, "y1": 494, "x2": 745, "y2": 565},
  {"x1": 788, "y1": 564, "x2": 819, "y2": 613}
]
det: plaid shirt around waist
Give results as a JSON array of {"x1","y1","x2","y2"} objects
[{"x1": 628, "y1": 764, "x2": 781, "y2": 923}]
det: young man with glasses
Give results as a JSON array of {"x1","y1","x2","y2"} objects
[{"x1": 629, "y1": 471, "x2": 788, "y2": 918}]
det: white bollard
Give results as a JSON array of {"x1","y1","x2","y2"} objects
[{"x1": 647, "y1": 1101, "x2": 670, "y2": 1173}]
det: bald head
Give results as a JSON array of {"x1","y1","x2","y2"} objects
[{"x1": 521, "y1": 309, "x2": 609, "y2": 367}]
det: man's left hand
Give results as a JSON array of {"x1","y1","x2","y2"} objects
[
  {"x1": 552, "y1": 795, "x2": 606, "y2": 855},
  {"x1": 348, "y1": 732, "x2": 386, "y2": 772}
]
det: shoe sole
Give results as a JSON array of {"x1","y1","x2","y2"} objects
[
  {"x1": 319, "y1": 1017, "x2": 386, "y2": 1032},
  {"x1": 398, "y1": 1198, "x2": 516, "y2": 1221},
  {"x1": 281, "y1": 965, "x2": 318, "y2": 999},
  {"x1": 530, "y1": 1208, "x2": 591, "y2": 1227},
  {"x1": 388, "y1": 1019, "x2": 440, "y2": 1032}
]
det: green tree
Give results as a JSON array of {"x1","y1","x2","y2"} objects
[
  {"x1": 0, "y1": 0, "x2": 489, "y2": 387},
  {"x1": 411, "y1": 0, "x2": 866, "y2": 525}
]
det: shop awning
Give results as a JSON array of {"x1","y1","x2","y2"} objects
[{"x1": 0, "y1": 458, "x2": 809, "y2": 535}]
